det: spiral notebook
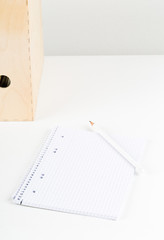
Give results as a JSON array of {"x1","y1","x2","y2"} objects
[{"x1": 13, "y1": 126, "x2": 146, "y2": 220}]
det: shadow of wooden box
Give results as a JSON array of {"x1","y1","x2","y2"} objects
[{"x1": 0, "y1": 0, "x2": 43, "y2": 121}]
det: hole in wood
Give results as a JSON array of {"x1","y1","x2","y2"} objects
[{"x1": 0, "y1": 75, "x2": 11, "y2": 88}]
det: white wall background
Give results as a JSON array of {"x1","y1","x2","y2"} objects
[{"x1": 42, "y1": 0, "x2": 164, "y2": 55}]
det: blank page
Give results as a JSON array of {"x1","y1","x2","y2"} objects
[{"x1": 13, "y1": 126, "x2": 146, "y2": 220}]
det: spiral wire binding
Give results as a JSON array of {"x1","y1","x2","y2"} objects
[{"x1": 12, "y1": 126, "x2": 59, "y2": 204}]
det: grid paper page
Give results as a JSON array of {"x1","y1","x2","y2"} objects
[{"x1": 13, "y1": 126, "x2": 146, "y2": 220}]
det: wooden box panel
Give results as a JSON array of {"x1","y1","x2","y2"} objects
[{"x1": 0, "y1": 0, "x2": 43, "y2": 121}]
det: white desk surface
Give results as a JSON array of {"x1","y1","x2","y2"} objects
[{"x1": 0, "y1": 56, "x2": 164, "y2": 240}]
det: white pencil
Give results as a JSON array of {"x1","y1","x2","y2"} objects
[{"x1": 89, "y1": 121, "x2": 143, "y2": 174}]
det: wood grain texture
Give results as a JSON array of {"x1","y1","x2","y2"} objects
[
  {"x1": 28, "y1": 0, "x2": 43, "y2": 116},
  {"x1": 0, "y1": 0, "x2": 43, "y2": 121}
]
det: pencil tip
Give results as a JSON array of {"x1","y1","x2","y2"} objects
[{"x1": 89, "y1": 121, "x2": 95, "y2": 126}]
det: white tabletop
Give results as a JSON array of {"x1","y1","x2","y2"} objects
[{"x1": 0, "y1": 56, "x2": 164, "y2": 240}]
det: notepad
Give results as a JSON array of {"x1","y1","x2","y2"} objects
[{"x1": 13, "y1": 126, "x2": 146, "y2": 220}]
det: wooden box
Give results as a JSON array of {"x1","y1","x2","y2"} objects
[{"x1": 0, "y1": 0, "x2": 43, "y2": 121}]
